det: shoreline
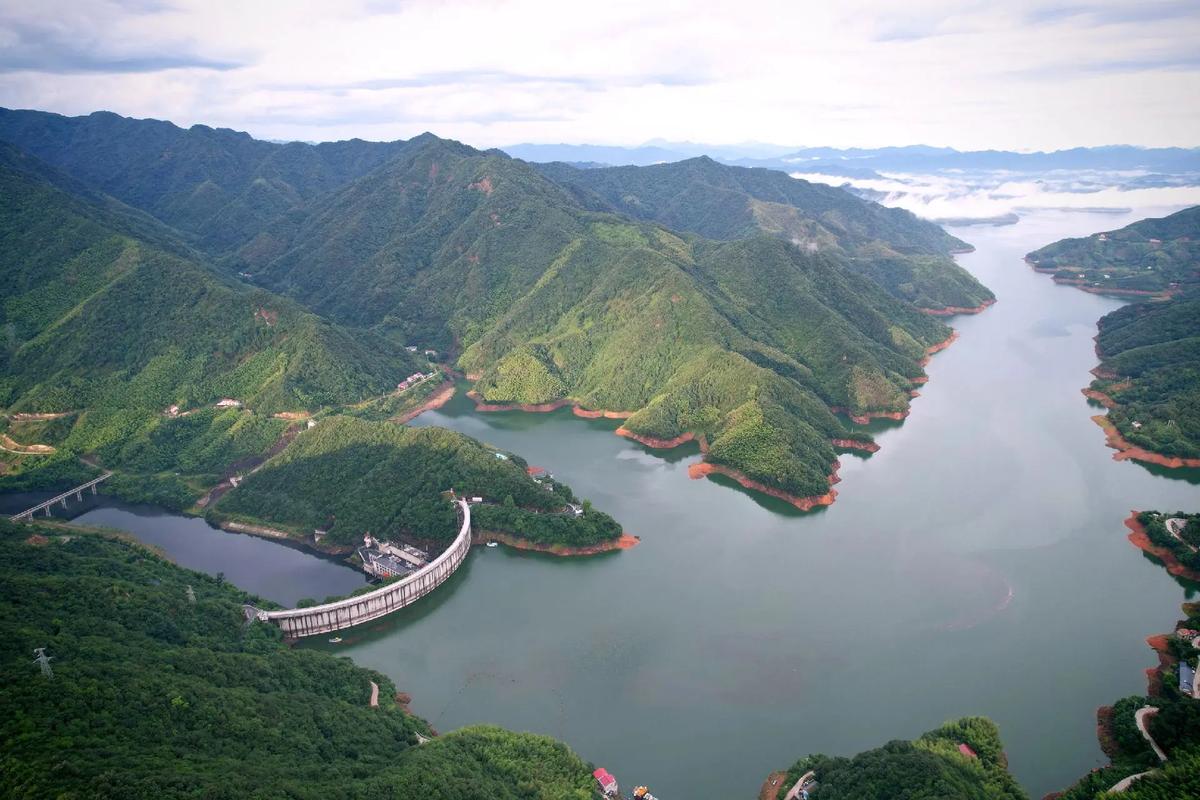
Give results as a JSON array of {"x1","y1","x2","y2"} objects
[
  {"x1": 1093, "y1": 415, "x2": 1200, "y2": 469},
  {"x1": 466, "y1": 391, "x2": 634, "y2": 419},
  {"x1": 1125, "y1": 513, "x2": 1200, "y2": 584},
  {"x1": 1023, "y1": 258, "x2": 1177, "y2": 299},
  {"x1": 615, "y1": 427, "x2": 697, "y2": 449},
  {"x1": 688, "y1": 460, "x2": 840, "y2": 512},
  {"x1": 395, "y1": 381, "x2": 457, "y2": 423},
  {"x1": 475, "y1": 530, "x2": 639, "y2": 556},
  {"x1": 920, "y1": 297, "x2": 996, "y2": 316},
  {"x1": 832, "y1": 438, "x2": 880, "y2": 453}
]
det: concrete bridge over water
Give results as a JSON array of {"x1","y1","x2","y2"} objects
[
  {"x1": 247, "y1": 498, "x2": 472, "y2": 637},
  {"x1": 10, "y1": 472, "x2": 113, "y2": 521}
]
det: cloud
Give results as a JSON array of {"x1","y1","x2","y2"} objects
[
  {"x1": 0, "y1": 0, "x2": 1195, "y2": 149},
  {"x1": 0, "y1": 11, "x2": 243, "y2": 74}
]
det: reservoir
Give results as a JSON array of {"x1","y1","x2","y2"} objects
[
  {"x1": 21, "y1": 206, "x2": 1200, "y2": 798},
  {"x1": 0, "y1": 493, "x2": 369, "y2": 607}
]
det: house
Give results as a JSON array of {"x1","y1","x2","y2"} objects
[
  {"x1": 957, "y1": 743, "x2": 978, "y2": 759},
  {"x1": 527, "y1": 466, "x2": 551, "y2": 480},
  {"x1": 1180, "y1": 661, "x2": 1196, "y2": 695},
  {"x1": 405, "y1": 346, "x2": 418, "y2": 352},
  {"x1": 592, "y1": 768, "x2": 618, "y2": 796},
  {"x1": 494, "y1": 452, "x2": 509, "y2": 460},
  {"x1": 215, "y1": 398, "x2": 243, "y2": 408},
  {"x1": 424, "y1": 349, "x2": 438, "y2": 357},
  {"x1": 165, "y1": 404, "x2": 180, "y2": 417},
  {"x1": 566, "y1": 503, "x2": 584, "y2": 517}
]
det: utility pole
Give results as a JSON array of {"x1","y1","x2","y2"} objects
[{"x1": 32, "y1": 647, "x2": 53, "y2": 679}]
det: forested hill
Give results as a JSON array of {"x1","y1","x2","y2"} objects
[
  {"x1": 532, "y1": 157, "x2": 992, "y2": 312},
  {"x1": 0, "y1": 107, "x2": 415, "y2": 253},
  {"x1": 239, "y1": 134, "x2": 955, "y2": 500},
  {"x1": 216, "y1": 417, "x2": 623, "y2": 549},
  {"x1": 775, "y1": 717, "x2": 1027, "y2": 800},
  {"x1": 0, "y1": 519, "x2": 596, "y2": 799},
  {"x1": 0, "y1": 143, "x2": 420, "y2": 492},
  {"x1": 1025, "y1": 206, "x2": 1200, "y2": 296},
  {"x1": 0, "y1": 109, "x2": 989, "y2": 502},
  {"x1": 1089, "y1": 290, "x2": 1200, "y2": 461}
]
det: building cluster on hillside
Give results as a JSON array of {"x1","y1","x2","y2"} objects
[
  {"x1": 397, "y1": 371, "x2": 435, "y2": 392},
  {"x1": 357, "y1": 534, "x2": 430, "y2": 580}
]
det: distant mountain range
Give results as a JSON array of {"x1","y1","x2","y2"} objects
[{"x1": 504, "y1": 141, "x2": 1200, "y2": 178}]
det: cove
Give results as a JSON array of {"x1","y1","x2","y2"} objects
[
  {"x1": 339, "y1": 207, "x2": 1200, "y2": 799},
  {"x1": 5, "y1": 495, "x2": 369, "y2": 608}
]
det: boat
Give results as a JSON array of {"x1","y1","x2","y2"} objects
[
  {"x1": 486, "y1": 541, "x2": 499, "y2": 548},
  {"x1": 328, "y1": 637, "x2": 343, "y2": 643}
]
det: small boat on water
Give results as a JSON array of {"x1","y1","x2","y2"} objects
[
  {"x1": 328, "y1": 637, "x2": 343, "y2": 643},
  {"x1": 486, "y1": 541, "x2": 499, "y2": 548}
]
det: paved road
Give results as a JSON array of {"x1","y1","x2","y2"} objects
[{"x1": 1135, "y1": 706, "x2": 1167, "y2": 762}]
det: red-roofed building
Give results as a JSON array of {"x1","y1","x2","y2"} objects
[
  {"x1": 593, "y1": 767, "x2": 618, "y2": 796},
  {"x1": 958, "y1": 743, "x2": 978, "y2": 759}
]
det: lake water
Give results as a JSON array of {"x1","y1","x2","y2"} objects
[
  {"x1": 1, "y1": 492, "x2": 369, "y2": 607},
  {"x1": 18, "y1": 207, "x2": 1200, "y2": 798}
]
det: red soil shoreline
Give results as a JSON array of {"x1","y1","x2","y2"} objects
[
  {"x1": 688, "y1": 460, "x2": 840, "y2": 512},
  {"x1": 831, "y1": 407, "x2": 908, "y2": 424},
  {"x1": 1094, "y1": 415, "x2": 1200, "y2": 469},
  {"x1": 832, "y1": 438, "x2": 880, "y2": 453},
  {"x1": 466, "y1": 324, "x2": 960, "y2": 509},
  {"x1": 614, "y1": 428, "x2": 697, "y2": 449},
  {"x1": 467, "y1": 391, "x2": 634, "y2": 419},
  {"x1": 1125, "y1": 513, "x2": 1200, "y2": 583},
  {"x1": 919, "y1": 330, "x2": 960, "y2": 366},
  {"x1": 920, "y1": 298, "x2": 996, "y2": 316},
  {"x1": 475, "y1": 530, "x2": 639, "y2": 556},
  {"x1": 395, "y1": 382, "x2": 457, "y2": 423}
]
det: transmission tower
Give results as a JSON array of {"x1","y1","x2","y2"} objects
[
  {"x1": 186, "y1": 585, "x2": 196, "y2": 604},
  {"x1": 32, "y1": 647, "x2": 53, "y2": 679}
]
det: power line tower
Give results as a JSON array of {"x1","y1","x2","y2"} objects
[
  {"x1": 186, "y1": 585, "x2": 196, "y2": 604},
  {"x1": 32, "y1": 647, "x2": 53, "y2": 679}
]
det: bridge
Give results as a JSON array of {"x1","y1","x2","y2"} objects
[
  {"x1": 10, "y1": 472, "x2": 113, "y2": 521},
  {"x1": 247, "y1": 499, "x2": 472, "y2": 637}
]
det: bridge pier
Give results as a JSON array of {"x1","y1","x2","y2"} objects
[
  {"x1": 91, "y1": 484, "x2": 97, "y2": 495},
  {"x1": 44, "y1": 506, "x2": 52, "y2": 517},
  {"x1": 76, "y1": 491, "x2": 83, "y2": 502}
]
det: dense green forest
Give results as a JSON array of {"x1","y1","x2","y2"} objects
[
  {"x1": 1137, "y1": 510, "x2": 1200, "y2": 573},
  {"x1": 0, "y1": 519, "x2": 596, "y2": 799},
  {"x1": 778, "y1": 718, "x2": 1027, "y2": 800},
  {"x1": 0, "y1": 109, "x2": 979, "y2": 503},
  {"x1": 1025, "y1": 206, "x2": 1200, "y2": 294},
  {"x1": 216, "y1": 416, "x2": 622, "y2": 548},
  {"x1": 0, "y1": 108, "x2": 417, "y2": 254},
  {"x1": 0, "y1": 142, "x2": 420, "y2": 493},
  {"x1": 533, "y1": 157, "x2": 993, "y2": 311},
  {"x1": 1089, "y1": 290, "x2": 1200, "y2": 459}
]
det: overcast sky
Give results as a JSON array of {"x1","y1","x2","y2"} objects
[{"x1": 1, "y1": 0, "x2": 1198, "y2": 150}]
